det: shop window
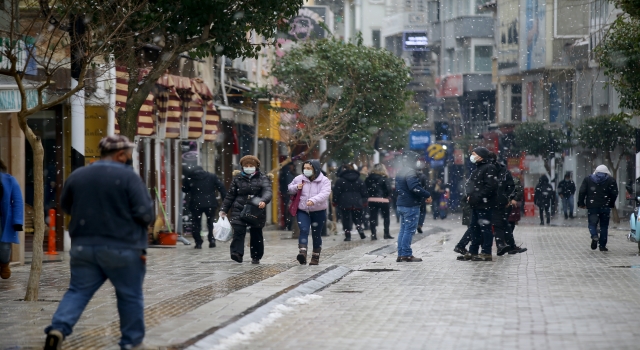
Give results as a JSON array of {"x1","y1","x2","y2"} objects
[{"x1": 372, "y1": 30, "x2": 381, "y2": 48}]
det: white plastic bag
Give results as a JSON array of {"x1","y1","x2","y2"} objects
[{"x1": 214, "y1": 217, "x2": 232, "y2": 242}]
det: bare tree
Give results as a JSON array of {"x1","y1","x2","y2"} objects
[{"x1": 0, "y1": 0, "x2": 147, "y2": 301}]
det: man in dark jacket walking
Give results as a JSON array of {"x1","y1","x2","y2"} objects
[
  {"x1": 534, "y1": 175, "x2": 554, "y2": 225},
  {"x1": 44, "y1": 135, "x2": 155, "y2": 350},
  {"x1": 466, "y1": 147, "x2": 498, "y2": 261},
  {"x1": 333, "y1": 164, "x2": 368, "y2": 241},
  {"x1": 183, "y1": 166, "x2": 227, "y2": 249},
  {"x1": 279, "y1": 163, "x2": 296, "y2": 230},
  {"x1": 395, "y1": 152, "x2": 432, "y2": 262},
  {"x1": 578, "y1": 165, "x2": 619, "y2": 251},
  {"x1": 558, "y1": 172, "x2": 576, "y2": 219}
]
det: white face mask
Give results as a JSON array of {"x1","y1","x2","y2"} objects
[
  {"x1": 303, "y1": 169, "x2": 314, "y2": 178},
  {"x1": 469, "y1": 155, "x2": 477, "y2": 164},
  {"x1": 243, "y1": 167, "x2": 256, "y2": 174}
]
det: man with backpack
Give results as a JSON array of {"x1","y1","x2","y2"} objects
[
  {"x1": 534, "y1": 175, "x2": 554, "y2": 225},
  {"x1": 578, "y1": 165, "x2": 619, "y2": 251}
]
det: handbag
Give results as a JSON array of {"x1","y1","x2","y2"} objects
[
  {"x1": 508, "y1": 204, "x2": 521, "y2": 223},
  {"x1": 289, "y1": 188, "x2": 302, "y2": 216},
  {"x1": 240, "y1": 197, "x2": 264, "y2": 226}
]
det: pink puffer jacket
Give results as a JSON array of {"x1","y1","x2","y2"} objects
[{"x1": 287, "y1": 173, "x2": 332, "y2": 212}]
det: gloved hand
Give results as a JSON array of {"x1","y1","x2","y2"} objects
[{"x1": 13, "y1": 224, "x2": 23, "y2": 232}]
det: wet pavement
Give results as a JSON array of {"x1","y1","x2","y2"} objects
[{"x1": 2, "y1": 212, "x2": 640, "y2": 349}]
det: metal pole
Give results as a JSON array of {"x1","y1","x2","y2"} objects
[{"x1": 70, "y1": 79, "x2": 85, "y2": 170}]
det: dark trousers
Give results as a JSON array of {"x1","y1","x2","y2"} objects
[
  {"x1": 418, "y1": 204, "x2": 427, "y2": 226},
  {"x1": 0, "y1": 242, "x2": 11, "y2": 264},
  {"x1": 230, "y1": 225, "x2": 264, "y2": 260},
  {"x1": 190, "y1": 207, "x2": 216, "y2": 244},
  {"x1": 456, "y1": 225, "x2": 473, "y2": 249},
  {"x1": 494, "y1": 206, "x2": 515, "y2": 247},
  {"x1": 538, "y1": 205, "x2": 550, "y2": 224},
  {"x1": 282, "y1": 195, "x2": 293, "y2": 231},
  {"x1": 369, "y1": 202, "x2": 390, "y2": 237},
  {"x1": 588, "y1": 208, "x2": 611, "y2": 248},
  {"x1": 469, "y1": 209, "x2": 493, "y2": 255},
  {"x1": 341, "y1": 209, "x2": 363, "y2": 231}
]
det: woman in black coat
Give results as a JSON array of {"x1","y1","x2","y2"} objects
[
  {"x1": 333, "y1": 164, "x2": 368, "y2": 241},
  {"x1": 220, "y1": 155, "x2": 273, "y2": 264},
  {"x1": 365, "y1": 163, "x2": 393, "y2": 240}
]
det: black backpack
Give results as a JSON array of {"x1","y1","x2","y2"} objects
[{"x1": 495, "y1": 163, "x2": 515, "y2": 206}]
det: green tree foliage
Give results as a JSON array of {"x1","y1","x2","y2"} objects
[
  {"x1": 595, "y1": 15, "x2": 640, "y2": 113},
  {"x1": 577, "y1": 113, "x2": 633, "y2": 223},
  {"x1": 270, "y1": 37, "x2": 413, "y2": 164},
  {"x1": 513, "y1": 121, "x2": 567, "y2": 172},
  {"x1": 115, "y1": 0, "x2": 304, "y2": 139}
]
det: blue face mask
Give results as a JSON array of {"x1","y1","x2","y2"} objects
[
  {"x1": 470, "y1": 155, "x2": 477, "y2": 164},
  {"x1": 243, "y1": 167, "x2": 256, "y2": 175},
  {"x1": 303, "y1": 169, "x2": 314, "y2": 178}
]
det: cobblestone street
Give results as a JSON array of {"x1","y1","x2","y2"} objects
[{"x1": 3, "y1": 214, "x2": 640, "y2": 349}]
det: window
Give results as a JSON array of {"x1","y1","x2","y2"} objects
[
  {"x1": 474, "y1": 46, "x2": 492, "y2": 72},
  {"x1": 372, "y1": 30, "x2": 381, "y2": 48},
  {"x1": 511, "y1": 84, "x2": 522, "y2": 121},
  {"x1": 446, "y1": 49, "x2": 454, "y2": 74},
  {"x1": 428, "y1": 1, "x2": 440, "y2": 22},
  {"x1": 459, "y1": 47, "x2": 471, "y2": 73}
]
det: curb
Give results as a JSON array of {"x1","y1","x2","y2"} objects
[{"x1": 185, "y1": 265, "x2": 351, "y2": 350}]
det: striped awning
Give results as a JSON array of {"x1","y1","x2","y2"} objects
[{"x1": 114, "y1": 67, "x2": 155, "y2": 136}]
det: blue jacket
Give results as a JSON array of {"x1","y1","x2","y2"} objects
[
  {"x1": 61, "y1": 160, "x2": 155, "y2": 249},
  {"x1": 395, "y1": 167, "x2": 431, "y2": 207},
  {"x1": 0, "y1": 173, "x2": 24, "y2": 244}
]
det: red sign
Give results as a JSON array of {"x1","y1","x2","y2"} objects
[
  {"x1": 454, "y1": 149, "x2": 464, "y2": 165},
  {"x1": 435, "y1": 74, "x2": 463, "y2": 98}
]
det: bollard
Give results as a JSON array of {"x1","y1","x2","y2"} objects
[{"x1": 45, "y1": 209, "x2": 57, "y2": 255}]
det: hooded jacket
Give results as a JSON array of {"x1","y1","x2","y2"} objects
[
  {"x1": 182, "y1": 166, "x2": 227, "y2": 209},
  {"x1": 578, "y1": 171, "x2": 619, "y2": 209},
  {"x1": 221, "y1": 170, "x2": 273, "y2": 227},
  {"x1": 534, "y1": 175, "x2": 554, "y2": 207},
  {"x1": 288, "y1": 160, "x2": 332, "y2": 212},
  {"x1": 465, "y1": 158, "x2": 498, "y2": 210},
  {"x1": 557, "y1": 178, "x2": 576, "y2": 197},
  {"x1": 0, "y1": 173, "x2": 24, "y2": 244},
  {"x1": 333, "y1": 169, "x2": 368, "y2": 209}
]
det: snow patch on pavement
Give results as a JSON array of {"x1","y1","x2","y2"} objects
[{"x1": 211, "y1": 294, "x2": 322, "y2": 350}]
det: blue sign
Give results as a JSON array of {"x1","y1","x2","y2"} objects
[
  {"x1": 409, "y1": 131, "x2": 431, "y2": 150},
  {"x1": 430, "y1": 160, "x2": 445, "y2": 168}
]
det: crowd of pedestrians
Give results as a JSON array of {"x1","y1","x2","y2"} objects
[{"x1": 3, "y1": 134, "x2": 614, "y2": 349}]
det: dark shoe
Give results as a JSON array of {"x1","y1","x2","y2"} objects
[
  {"x1": 231, "y1": 253, "x2": 243, "y2": 263},
  {"x1": 472, "y1": 253, "x2": 492, "y2": 261},
  {"x1": 194, "y1": 243, "x2": 202, "y2": 249},
  {"x1": 402, "y1": 256, "x2": 423, "y2": 262},
  {"x1": 540, "y1": 222, "x2": 544, "y2": 226},
  {"x1": 508, "y1": 245, "x2": 528, "y2": 254},
  {"x1": 453, "y1": 246, "x2": 469, "y2": 255},
  {"x1": 417, "y1": 226, "x2": 423, "y2": 234},
  {"x1": 371, "y1": 234, "x2": 377, "y2": 241},
  {"x1": 456, "y1": 253, "x2": 472, "y2": 261},
  {"x1": 591, "y1": 238, "x2": 598, "y2": 250},
  {"x1": 497, "y1": 244, "x2": 512, "y2": 256},
  {"x1": 383, "y1": 233, "x2": 394, "y2": 239},
  {"x1": 565, "y1": 214, "x2": 569, "y2": 220},
  {"x1": 0, "y1": 263, "x2": 11, "y2": 279},
  {"x1": 251, "y1": 259, "x2": 260, "y2": 264},
  {"x1": 297, "y1": 244, "x2": 308, "y2": 265},
  {"x1": 357, "y1": 227, "x2": 366, "y2": 239},
  {"x1": 599, "y1": 247, "x2": 608, "y2": 252},
  {"x1": 209, "y1": 241, "x2": 216, "y2": 248},
  {"x1": 309, "y1": 248, "x2": 321, "y2": 265},
  {"x1": 44, "y1": 329, "x2": 64, "y2": 350},
  {"x1": 344, "y1": 231, "x2": 351, "y2": 241},
  {"x1": 396, "y1": 256, "x2": 404, "y2": 262}
]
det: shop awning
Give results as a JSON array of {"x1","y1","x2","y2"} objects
[
  {"x1": 235, "y1": 108, "x2": 255, "y2": 126},
  {"x1": 114, "y1": 67, "x2": 155, "y2": 136},
  {"x1": 0, "y1": 75, "x2": 41, "y2": 112},
  {"x1": 216, "y1": 104, "x2": 235, "y2": 122}
]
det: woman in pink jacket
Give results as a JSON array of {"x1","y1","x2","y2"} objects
[{"x1": 288, "y1": 160, "x2": 332, "y2": 265}]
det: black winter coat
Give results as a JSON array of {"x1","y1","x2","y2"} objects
[
  {"x1": 365, "y1": 173, "x2": 390, "y2": 199},
  {"x1": 557, "y1": 179, "x2": 576, "y2": 197},
  {"x1": 333, "y1": 169, "x2": 368, "y2": 209},
  {"x1": 465, "y1": 160, "x2": 498, "y2": 210},
  {"x1": 578, "y1": 173, "x2": 619, "y2": 209},
  {"x1": 182, "y1": 168, "x2": 227, "y2": 209},
  {"x1": 534, "y1": 176, "x2": 554, "y2": 207},
  {"x1": 221, "y1": 171, "x2": 273, "y2": 227}
]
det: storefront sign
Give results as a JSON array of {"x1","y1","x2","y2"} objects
[
  {"x1": 435, "y1": 75, "x2": 463, "y2": 98},
  {"x1": 403, "y1": 32, "x2": 428, "y2": 51},
  {"x1": 283, "y1": 7, "x2": 333, "y2": 41},
  {"x1": 84, "y1": 106, "x2": 108, "y2": 161},
  {"x1": 409, "y1": 130, "x2": 431, "y2": 150}
]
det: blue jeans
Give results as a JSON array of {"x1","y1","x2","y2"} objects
[
  {"x1": 588, "y1": 208, "x2": 610, "y2": 248},
  {"x1": 469, "y1": 209, "x2": 493, "y2": 255},
  {"x1": 562, "y1": 195, "x2": 574, "y2": 217},
  {"x1": 46, "y1": 245, "x2": 146, "y2": 349},
  {"x1": 297, "y1": 210, "x2": 326, "y2": 250},
  {"x1": 397, "y1": 206, "x2": 420, "y2": 257}
]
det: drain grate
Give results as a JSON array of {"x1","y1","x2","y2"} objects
[
  {"x1": 331, "y1": 290, "x2": 364, "y2": 293},
  {"x1": 13, "y1": 299, "x2": 60, "y2": 302},
  {"x1": 357, "y1": 268, "x2": 398, "y2": 272},
  {"x1": 611, "y1": 265, "x2": 640, "y2": 268}
]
